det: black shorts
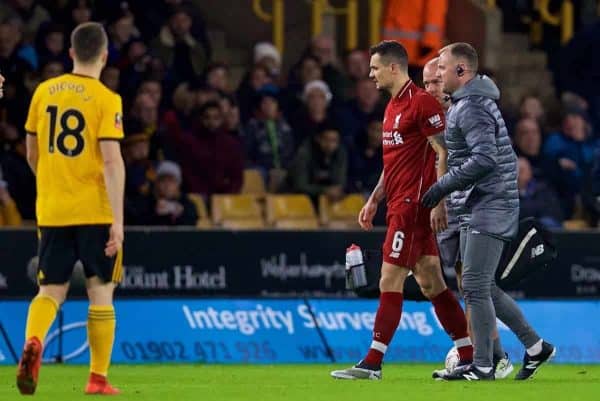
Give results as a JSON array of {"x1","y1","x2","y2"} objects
[{"x1": 37, "y1": 225, "x2": 123, "y2": 285}]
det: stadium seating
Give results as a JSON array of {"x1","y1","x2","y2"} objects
[
  {"x1": 563, "y1": 219, "x2": 590, "y2": 230},
  {"x1": 211, "y1": 194, "x2": 264, "y2": 227},
  {"x1": 319, "y1": 194, "x2": 365, "y2": 229},
  {"x1": 240, "y1": 169, "x2": 266, "y2": 198},
  {"x1": 266, "y1": 194, "x2": 319, "y2": 229},
  {"x1": 187, "y1": 193, "x2": 212, "y2": 228}
]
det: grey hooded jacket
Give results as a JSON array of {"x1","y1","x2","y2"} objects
[{"x1": 436, "y1": 75, "x2": 519, "y2": 239}]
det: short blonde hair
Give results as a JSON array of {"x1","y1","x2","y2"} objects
[{"x1": 440, "y1": 42, "x2": 478, "y2": 72}]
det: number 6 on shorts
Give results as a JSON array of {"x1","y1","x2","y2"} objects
[{"x1": 392, "y1": 231, "x2": 405, "y2": 252}]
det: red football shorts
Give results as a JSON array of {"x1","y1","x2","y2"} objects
[{"x1": 382, "y1": 202, "x2": 438, "y2": 268}]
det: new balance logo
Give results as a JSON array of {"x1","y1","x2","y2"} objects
[
  {"x1": 389, "y1": 251, "x2": 400, "y2": 258},
  {"x1": 463, "y1": 372, "x2": 480, "y2": 381},
  {"x1": 531, "y1": 244, "x2": 544, "y2": 258},
  {"x1": 526, "y1": 360, "x2": 540, "y2": 370}
]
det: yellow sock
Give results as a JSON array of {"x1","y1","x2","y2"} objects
[
  {"x1": 25, "y1": 295, "x2": 59, "y2": 343},
  {"x1": 87, "y1": 305, "x2": 116, "y2": 377}
]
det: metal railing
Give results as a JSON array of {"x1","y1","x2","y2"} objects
[
  {"x1": 252, "y1": 0, "x2": 285, "y2": 54},
  {"x1": 311, "y1": 0, "x2": 358, "y2": 49},
  {"x1": 537, "y1": 0, "x2": 574, "y2": 44}
]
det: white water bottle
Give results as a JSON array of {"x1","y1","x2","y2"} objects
[{"x1": 345, "y1": 244, "x2": 367, "y2": 289}]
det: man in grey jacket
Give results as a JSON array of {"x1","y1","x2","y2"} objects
[{"x1": 422, "y1": 43, "x2": 555, "y2": 380}]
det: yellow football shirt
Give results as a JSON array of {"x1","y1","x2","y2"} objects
[{"x1": 25, "y1": 73, "x2": 124, "y2": 226}]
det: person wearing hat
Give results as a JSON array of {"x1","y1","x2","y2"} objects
[
  {"x1": 150, "y1": 160, "x2": 198, "y2": 225},
  {"x1": 543, "y1": 108, "x2": 600, "y2": 219},
  {"x1": 253, "y1": 41, "x2": 281, "y2": 77},
  {"x1": 289, "y1": 79, "x2": 337, "y2": 147},
  {"x1": 244, "y1": 86, "x2": 294, "y2": 192},
  {"x1": 129, "y1": 160, "x2": 198, "y2": 226}
]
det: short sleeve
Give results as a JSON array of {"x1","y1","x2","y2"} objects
[
  {"x1": 24, "y1": 86, "x2": 41, "y2": 134},
  {"x1": 98, "y1": 93, "x2": 124, "y2": 140},
  {"x1": 418, "y1": 93, "x2": 446, "y2": 137}
]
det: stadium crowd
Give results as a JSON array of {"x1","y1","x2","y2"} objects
[{"x1": 0, "y1": 0, "x2": 599, "y2": 228}]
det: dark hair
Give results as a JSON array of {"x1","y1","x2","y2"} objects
[
  {"x1": 369, "y1": 41, "x2": 408, "y2": 70},
  {"x1": 205, "y1": 62, "x2": 229, "y2": 75},
  {"x1": 198, "y1": 100, "x2": 221, "y2": 116},
  {"x1": 70, "y1": 22, "x2": 107, "y2": 63},
  {"x1": 443, "y1": 42, "x2": 478, "y2": 72}
]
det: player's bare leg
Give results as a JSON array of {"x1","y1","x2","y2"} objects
[
  {"x1": 85, "y1": 277, "x2": 120, "y2": 395},
  {"x1": 17, "y1": 284, "x2": 68, "y2": 394},
  {"x1": 412, "y1": 256, "x2": 473, "y2": 380},
  {"x1": 331, "y1": 263, "x2": 410, "y2": 380}
]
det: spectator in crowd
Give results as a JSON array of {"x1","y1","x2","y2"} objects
[
  {"x1": 151, "y1": 5, "x2": 209, "y2": 83},
  {"x1": 290, "y1": 80, "x2": 336, "y2": 147},
  {"x1": 348, "y1": 119, "x2": 383, "y2": 194},
  {"x1": 100, "y1": 65, "x2": 120, "y2": 91},
  {"x1": 244, "y1": 87, "x2": 294, "y2": 191},
  {"x1": 3, "y1": 0, "x2": 50, "y2": 45},
  {"x1": 205, "y1": 62, "x2": 231, "y2": 94},
  {"x1": 310, "y1": 35, "x2": 345, "y2": 100},
  {"x1": 0, "y1": 123, "x2": 35, "y2": 219},
  {"x1": 118, "y1": 38, "x2": 153, "y2": 94},
  {"x1": 35, "y1": 23, "x2": 70, "y2": 70},
  {"x1": 513, "y1": 117, "x2": 558, "y2": 180},
  {"x1": 518, "y1": 157, "x2": 563, "y2": 228},
  {"x1": 342, "y1": 48, "x2": 370, "y2": 99},
  {"x1": 543, "y1": 108, "x2": 599, "y2": 217},
  {"x1": 65, "y1": 0, "x2": 93, "y2": 32},
  {"x1": 237, "y1": 64, "x2": 274, "y2": 123},
  {"x1": 592, "y1": 147, "x2": 600, "y2": 219},
  {"x1": 556, "y1": 19, "x2": 600, "y2": 130},
  {"x1": 253, "y1": 41, "x2": 281, "y2": 78},
  {"x1": 165, "y1": 101, "x2": 244, "y2": 197},
  {"x1": 130, "y1": 92, "x2": 165, "y2": 160},
  {"x1": 137, "y1": 78, "x2": 163, "y2": 109},
  {"x1": 337, "y1": 77, "x2": 384, "y2": 145},
  {"x1": 519, "y1": 94, "x2": 547, "y2": 128},
  {"x1": 283, "y1": 54, "x2": 324, "y2": 116},
  {"x1": 0, "y1": 168, "x2": 22, "y2": 226},
  {"x1": 0, "y1": 21, "x2": 33, "y2": 128},
  {"x1": 39, "y1": 60, "x2": 64, "y2": 81},
  {"x1": 162, "y1": 81, "x2": 198, "y2": 140},
  {"x1": 220, "y1": 94, "x2": 244, "y2": 137},
  {"x1": 122, "y1": 120, "x2": 156, "y2": 200},
  {"x1": 107, "y1": 9, "x2": 139, "y2": 64},
  {"x1": 289, "y1": 126, "x2": 347, "y2": 203},
  {"x1": 127, "y1": 160, "x2": 198, "y2": 226}
]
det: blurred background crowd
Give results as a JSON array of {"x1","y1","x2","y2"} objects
[{"x1": 0, "y1": 0, "x2": 599, "y2": 230}]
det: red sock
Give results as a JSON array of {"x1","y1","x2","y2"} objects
[
  {"x1": 364, "y1": 292, "x2": 403, "y2": 366},
  {"x1": 431, "y1": 289, "x2": 473, "y2": 362}
]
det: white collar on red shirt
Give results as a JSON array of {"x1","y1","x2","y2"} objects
[{"x1": 394, "y1": 79, "x2": 413, "y2": 101}]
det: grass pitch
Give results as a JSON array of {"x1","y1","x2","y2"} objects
[{"x1": 1, "y1": 364, "x2": 599, "y2": 401}]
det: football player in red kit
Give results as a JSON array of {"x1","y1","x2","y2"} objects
[{"x1": 331, "y1": 41, "x2": 472, "y2": 380}]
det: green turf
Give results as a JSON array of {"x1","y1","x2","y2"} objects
[{"x1": 1, "y1": 364, "x2": 599, "y2": 401}]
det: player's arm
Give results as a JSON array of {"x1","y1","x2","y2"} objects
[
  {"x1": 358, "y1": 170, "x2": 384, "y2": 231},
  {"x1": 427, "y1": 133, "x2": 448, "y2": 233},
  {"x1": 24, "y1": 84, "x2": 41, "y2": 175},
  {"x1": 427, "y1": 133, "x2": 448, "y2": 179},
  {"x1": 100, "y1": 140, "x2": 125, "y2": 256},
  {"x1": 368, "y1": 170, "x2": 386, "y2": 204},
  {"x1": 26, "y1": 133, "x2": 38, "y2": 175},
  {"x1": 99, "y1": 93, "x2": 126, "y2": 256}
]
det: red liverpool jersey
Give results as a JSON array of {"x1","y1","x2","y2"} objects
[{"x1": 382, "y1": 80, "x2": 445, "y2": 210}]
